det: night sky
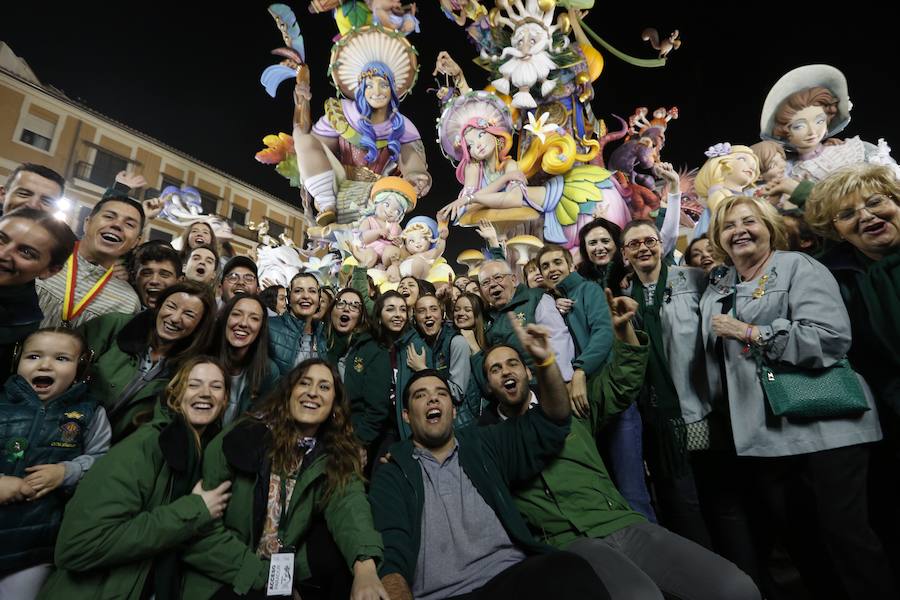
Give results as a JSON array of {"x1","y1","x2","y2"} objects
[{"x1": 3, "y1": 4, "x2": 897, "y2": 257}]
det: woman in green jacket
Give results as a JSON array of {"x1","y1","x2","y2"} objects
[
  {"x1": 344, "y1": 291, "x2": 425, "y2": 464},
  {"x1": 80, "y1": 280, "x2": 217, "y2": 442},
  {"x1": 37, "y1": 356, "x2": 233, "y2": 600},
  {"x1": 210, "y1": 294, "x2": 278, "y2": 425},
  {"x1": 180, "y1": 358, "x2": 386, "y2": 600},
  {"x1": 321, "y1": 288, "x2": 369, "y2": 379}
]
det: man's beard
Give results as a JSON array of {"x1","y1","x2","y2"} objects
[{"x1": 499, "y1": 50, "x2": 555, "y2": 89}]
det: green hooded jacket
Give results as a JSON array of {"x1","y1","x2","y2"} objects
[
  {"x1": 556, "y1": 271, "x2": 613, "y2": 377},
  {"x1": 180, "y1": 418, "x2": 383, "y2": 598},
  {"x1": 37, "y1": 403, "x2": 213, "y2": 600}
]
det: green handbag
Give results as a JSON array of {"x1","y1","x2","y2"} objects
[{"x1": 753, "y1": 352, "x2": 871, "y2": 420}]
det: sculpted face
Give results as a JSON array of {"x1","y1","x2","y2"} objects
[
  {"x1": 363, "y1": 75, "x2": 391, "y2": 111},
  {"x1": 785, "y1": 105, "x2": 829, "y2": 153}
]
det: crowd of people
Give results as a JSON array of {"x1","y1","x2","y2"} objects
[{"x1": 0, "y1": 153, "x2": 898, "y2": 600}]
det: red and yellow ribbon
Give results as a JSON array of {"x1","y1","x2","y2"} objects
[{"x1": 61, "y1": 241, "x2": 114, "y2": 323}]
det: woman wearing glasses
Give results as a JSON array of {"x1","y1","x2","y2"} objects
[
  {"x1": 620, "y1": 220, "x2": 714, "y2": 548},
  {"x1": 696, "y1": 195, "x2": 890, "y2": 599},
  {"x1": 322, "y1": 288, "x2": 369, "y2": 379},
  {"x1": 210, "y1": 294, "x2": 278, "y2": 425},
  {"x1": 806, "y1": 164, "x2": 900, "y2": 578}
]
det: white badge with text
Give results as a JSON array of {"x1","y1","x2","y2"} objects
[{"x1": 267, "y1": 552, "x2": 294, "y2": 596}]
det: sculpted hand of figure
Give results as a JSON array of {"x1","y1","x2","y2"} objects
[
  {"x1": 193, "y1": 480, "x2": 232, "y2": 519},
  {"x1": 23, "y1": 463, "x2": 66, "y2": 500},
  {"x1": 433, "y1": 51, "x2": 462, "y2": 77},
  {"x1": 293, "y1": 64, "x2": 312, "y2": 104}
]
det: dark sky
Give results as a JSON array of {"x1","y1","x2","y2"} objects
[{"x1": 3, "y1": 4, "x2": 898, "y2": 256}]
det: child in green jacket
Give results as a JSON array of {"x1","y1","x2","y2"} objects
[{"x1": 0, "y1": 328, "x2": 110, "y2": 599}]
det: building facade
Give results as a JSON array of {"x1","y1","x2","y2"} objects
[{"x1": 0, "y1": 42, "x2": 306, "y2": 253}]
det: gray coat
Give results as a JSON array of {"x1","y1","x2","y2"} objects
[
  {"x1": 699, "y1": 251, "x2": 881, "y2": 457},
  {"x1": 660, "y1": 266, "x2": 712, "y2": 425}
]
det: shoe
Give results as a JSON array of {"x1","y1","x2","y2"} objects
[{"x1": 316, "y1": 209, "x2": 336, "y2": 226}]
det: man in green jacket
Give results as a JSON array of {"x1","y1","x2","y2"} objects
[
  {"x1": 370, "y1": 315, "x2": 609, "y2": 600},
  {"x1": 481, "y1": 294, "x2": 761, "y2": 600}
]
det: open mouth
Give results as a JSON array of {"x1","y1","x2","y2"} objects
[
  {"x1": 700, "y1": 257, "x2": 714, "y2": 268},
  {"x1": 195, "y1": 266, "x2": 206, "y2": 276},
  {"x1": 231, "y1": 328, "x2": 250, "y2": 341},
  {"x1": 424, "y1": 317, "x2": 436, "y2": 329},
  {"x1": 862, "y1": 221, "x2": 886, "y2": 235},
  {"x1": 300, "y1": 400, "x2": 321, "y2": 410},
  {"x1": 731, "y1": 235, "x2": 752, "y2": 247},
  {"x1": 339, "y1": 314, "x2": 351, "y2": 325},
  {"x1": 390, "y1": 317, "x2": 405, "y2": 327},
  {"x1": 100, "y1": 231, "x2": 123, "y2": 244},
  {"x1": 190, "y1": 400, "x2": 214, "y2": 411},
  {"x1": 502, "y1": 377, "x2": 518, "y2": 393},
  {"x1": 162, "y1": 320, "x2": 183, "y2": 334},
  {"x1": 425, "y1": 408, "x2": 442, "y2": 423},
  {"x1": 31, "y1": 376, "x2": 54, "y2": 391},
  {"x1": 636, "y1": 251, "x2": 652, "y2": 261},
  {"x1": 489, "y1": 288, "x2": 503, "y2": 301},
  {"x1": 399, "y1": 289, "x2": 411, "y2": 297},
  {"x1": 193, "y1": 236, "x2": 206, "y2": 245}
]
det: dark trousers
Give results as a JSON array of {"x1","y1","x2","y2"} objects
[
  {"x1": 694, "y1": 444, "x2": 896, "y2": 600},
  {"x1": 447, "y1": 551, "x2": 610, "y2": 600},
  {"x1": 210, "y1": 519, "x2": 351, "y2": 600}
]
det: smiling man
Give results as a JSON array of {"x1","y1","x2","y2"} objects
[
  {"x1": 477, "y1": 259, "x2": 575, "y2": 386},
  {"x1": 268, "y1": 271, "x2": 325, "y2": 376},
  {"x1": 0, "y1": 163, "x2": 66, "y2": 215},
  {"x1": 370, "y1": 316, "x2": 610, "y2": 600},
  {"x1": 36, "y1": 191, "x2": 143, "y2": 327},
  {"x1": 218, "y1": 256, "x2": 258, "y2": 304},
  {"x1": 131, "y1": 242, "x2": 182, "y2": 309}
]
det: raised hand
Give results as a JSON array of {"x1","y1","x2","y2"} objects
[
  {"x1": 115, "y1": 170, "x2": 147, "y2": 191},
  {"x1": 142, "y1": 197, "x2": 164, "y2": 221},
  {"x1": 192, "y1": 480, "x2": 232, "y2": 519},
  {"x1": 474, "y1": 219, "x2": 499, "y2": 247},
  {"x1": 652, "y1": 162, "x2": 679, "y2": 192},
  {"x1": 508, "y1": 313, "x2": 552, "y2": 364},
  {"x1": 605, "y1": 288, "x2": 639, "y2": 344}
]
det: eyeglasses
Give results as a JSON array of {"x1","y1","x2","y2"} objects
[
  {"x1": 334, "y1": 300, "x2": 362, "y2": 313},
  {"x1": 479, "y1": 273, "x2": 511, "y2": 287},
  {"x1": 623, "y1": 237, "x2": 660, "y2": 251},
  {"x1": 224, "y1": 272, "x2": 257, "y2": 284},
  {"x1": 833, "y1": 194, "x2": 891, "y2": 223}
]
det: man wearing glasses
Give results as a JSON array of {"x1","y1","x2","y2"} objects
[
  {"x1": 477, "y1": 260, "x2": 576, "y2": 388},
  {"x1": 219, "y1": 256, "x2": 259, "y2": 304}
]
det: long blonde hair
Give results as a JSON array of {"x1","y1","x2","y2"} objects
[{"x1": 695, "y1": 146, "x2": 760, "y2": 211}]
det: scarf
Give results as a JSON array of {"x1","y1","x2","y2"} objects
[
  {"x1": 631, "y1": 261, "x2": 688, "y2": 477},
  {"x1": 854, "y1": 248, "x2": 900, "y2": 370}
]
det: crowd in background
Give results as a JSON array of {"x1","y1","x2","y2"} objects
[{"x1": 0, "y1": 157, "x2": 898, "y2": 600}]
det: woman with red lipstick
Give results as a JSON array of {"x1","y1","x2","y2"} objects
[
  {"x1": 697, "y1": 195, "x2": 892, "y2": 599},
  {"x1": 210, "y1": 294, "x2": 278, "y2": 426}
]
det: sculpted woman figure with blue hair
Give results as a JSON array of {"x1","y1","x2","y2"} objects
[{"x1": 293, "y1": 27, "x2": 431, "y2": 227}]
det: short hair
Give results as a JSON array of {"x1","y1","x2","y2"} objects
[
  {"x1": 289, "y1": 271, "x2": 320, "y2": 290},
  {"x1": 189, "y1": 243, "x2": 219, "y2": 265},
  {"x1": 621, "y1": 219, "x2": 660, "y2": 243},
  {"x1": 478, "y1": 259, "x2": 513, "y2": 283},
  {"x1": 221, "y1": 255, "x2": 258, "y2": 282},
  {"x1": 133, "y1": 242, "x2": 183, "y2": 277},
  {"x1": 259, "y1": 285, "x2": 285, "y2": 313},
  {"x1": 707, "y1": 196, "x2": 788, "y2": 263},
  {"x1": 481, "y1": 343, "x2": 523, "y2": 378},
  {"x1": 20, "y1": 327, "x2": 90, "y2": 380},
  {"x1": 0, "y1": 207, "x2": 76, "y2": 269},
  {"x1": 805, "y1": 163, "x2": 900, "y2": 240},
  {"x1": 402, "y1": 368, "x2": 451, "y2": 408},
  {"x1": 536, "y1": 243, "x2": 572, "y2": 269},
  {"x1": 90, "y1": 190, "x2": 146, "y2": 230},
  {"x1": 5, "y1": 163, "x2": 65, "y2": 194}
]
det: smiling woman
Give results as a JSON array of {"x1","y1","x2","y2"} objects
[
  {"x1": 180, "y1": 358, "x2": 386, "y2": 600},
  {"x1": 79, "y1": 281, "x2": 217, "y2": 442}
]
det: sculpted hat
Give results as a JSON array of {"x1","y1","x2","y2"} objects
[{"x1": 760, "y1": 64, "x2": 851, "y2": 143}]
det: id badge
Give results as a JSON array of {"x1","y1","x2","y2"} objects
[{"x1": 267, "y1": 552, "x2": 294, "y2": 596}]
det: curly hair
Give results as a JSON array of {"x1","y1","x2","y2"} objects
[
  {"x1": 805, "y1": 163, "x2": 900, "y2": 240},
  {"x1": 772, "y1": 86, "x2": 839, "y2": 141},
  {"x1": 254, "y1": 358, "x2": 363, "y2": 503}
]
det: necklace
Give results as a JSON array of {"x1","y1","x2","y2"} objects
[{"x1": 738, "y1": 250, "x2": 773, "y2": 283}]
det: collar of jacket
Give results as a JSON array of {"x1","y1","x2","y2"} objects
[
  {"x1": 3, "y1": 374, "x2": 88, "y2": 407},
  {"x1": 490, "y1": 284, "x2": 540, "y2": 317},
  {"x1": 557, "y1": 271, "x2": 586, "y2": 296},
  {"x1": 116, "y1": 309, "x2": 155, "y2": 355},
  {"x1": 820, "y1": 241, "x2": 867, "y2": 273},
  {"x1": 154, "y1": 398, "x2": 219, "y2": 473},
  {"x1": 0, "y1": 281, "x2": 41, "y2": 324},
  {"x1": 223, "y1": 418, "x2": 271, "y2": 474}
]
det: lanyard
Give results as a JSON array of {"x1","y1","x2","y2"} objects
[
  {"x1": 62, "y1": 242, "x2": 114, "y2": 323},
  {"x1": 277, "y1": 471, "x2": 298, "y2": 553}
]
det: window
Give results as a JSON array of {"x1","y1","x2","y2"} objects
[
  {"x1": 19, "y1": 113, "x2": 55, "y2": 151},
  {"x1": 230, "y1": 205, "x2": 247, "y2": 226},
  {"x1": 142, "y1": 187, "x2": 160, "y2": 201},
  {"x1": 199, "y1": 191, "x2": 219, "y2": 216},
  {"x1": 90, "y1": 149, "x2": 128, "y2": 188},
  {"x1": 267, "y1": 220, "x2": 286, "y2": 239},
  {"x1": 148, "y1": 228, "x2": 173, "y2": 243}
]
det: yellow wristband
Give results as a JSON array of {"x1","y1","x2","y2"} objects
[{"x1": 536, "y1": 354, "x2": 556, "y2": 368}]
